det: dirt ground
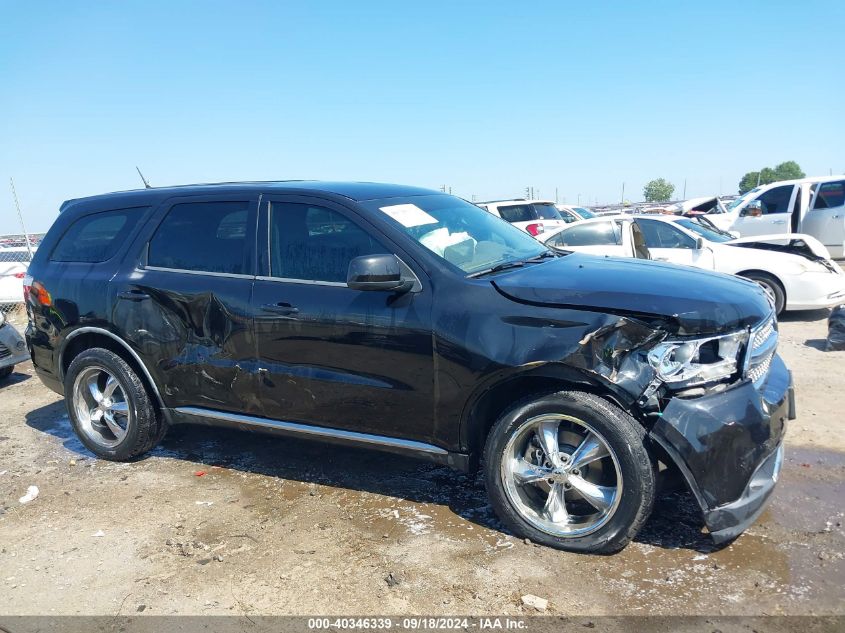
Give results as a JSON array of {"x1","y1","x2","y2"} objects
[{"x1": 0, "y1": 307, "x2": 843, "y2": 618}]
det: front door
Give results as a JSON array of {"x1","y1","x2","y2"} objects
[
  {"x1": 804, "y1": 180, "x2": 845, "y2": 258},
  {"x1": 732, "y1": 184, "x2": 796, "y2": 237},
  {"x1": 635, "y1": 219, "x2": 715, "y2": 269},
  {"x1": 251, "y1": 196, "x2": 436, "y2": 443}
]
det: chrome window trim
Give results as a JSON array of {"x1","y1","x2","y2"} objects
[
  {"x1": 254, "y1": 276, "x2": 347, "y2": 287},
  {"x1": 175, "y1": 406, "x2": 448, "y2": 456},
  {"x1": 143, "y1": 265, "x2": 254, "y2": 280}
]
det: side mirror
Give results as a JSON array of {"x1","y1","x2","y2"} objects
[
  {"x1": 347, "y1": 254, "x2": 411, "y2": 292},
  {"x1": 694, "y1": 237, "x2": 704, "y2": 250},
  {"x1": 741, "y1": 200, "x2": 763, "y2": 217}
]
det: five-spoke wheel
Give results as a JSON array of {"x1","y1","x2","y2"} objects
[
  {"x1": 501, "y1": 414, "x2": 622, "y2": 537},
  {"x1": 484, "y1": 391, "x2": 655, "y2": 553},
  {"x1": 72, "y1": 366, "x2": 132, "y2": 448}
]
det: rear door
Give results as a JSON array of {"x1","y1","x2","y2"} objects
[
  {"x1": 111, "y1": 194, "x2": 260, "y2": 415},
  {"x1": 250, "y1": 195, "x2": 436, "y2": 442},
  {"x1": 732, "y1": 184, "x2": 796, "y2": 237},
  {"x1": 804, "y1": 180, "x2": 845, "y2": 258}
]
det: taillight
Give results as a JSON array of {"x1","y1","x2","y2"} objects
[
  {"x1": 14, "y1": 272, "x2": 25, "y2": 279},
  {"x1": 24, "y1": 276, "x2": 52, "y2": 306},
  {"x1": 526, "y1": 223, "x2": 544, "y2": 236}
]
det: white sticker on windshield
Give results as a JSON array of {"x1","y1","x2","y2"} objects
[{"x1": 379, "y1": 203, "x2": 438, "y2": 228}]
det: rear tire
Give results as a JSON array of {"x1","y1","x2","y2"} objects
[
  {"x1": 483, "y1": 391, "x2": 655, "y2": 554},
  {"x1": 740, "y1": 271, "x2": 785, "y2": 315},
  {"x1": 64, "y1": 348, "x2": 163, "y2": 461}
]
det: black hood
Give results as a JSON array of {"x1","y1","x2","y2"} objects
[{"x1": 492, "y1": 254, "x2": 771, "y2": 335}]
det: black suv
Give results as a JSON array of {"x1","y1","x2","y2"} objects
[{"x1": 25, "y1": 182, "x2": 794, "y2": 553}]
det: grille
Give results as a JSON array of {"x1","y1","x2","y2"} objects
[
  {"x1": 0, "y1": 342, "x2": 9, "y2": 360},
  {"x1": 752, "y1": 319, "x2": 776, "y2": 350},
  {"x1": 747, "y1": 314, "x2": 777, "y2": 384},
  {"x1": 747, "y1": 353, "x2": 773, "y2": 383}
]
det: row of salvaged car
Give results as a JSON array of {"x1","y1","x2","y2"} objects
[{"x1": 477, "y1": 175, "x2": 845, "y2": 315}]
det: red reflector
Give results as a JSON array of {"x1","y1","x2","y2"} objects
[
  {"x1": 14, "y1": 272, "x2": 25, "y2": 279},
  {"x1": 526, "y1": 223, "x2": 544, "y2": 236}
]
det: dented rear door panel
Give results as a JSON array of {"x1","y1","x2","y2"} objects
[{"x1": 109, "y1": 194, "x2": 261, "y2": 415}]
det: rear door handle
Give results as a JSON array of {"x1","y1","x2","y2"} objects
[
  {"x1": 262, "y1": 302, "x2": 299, "y2": 316},
  {"x1": 117, "y1": 290, "x2": 151, "y2": 302},
  {"x1": 772, "y1": 219, "x2": 787, "y2": 224}
]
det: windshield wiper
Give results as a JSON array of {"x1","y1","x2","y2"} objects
[
  {"x1": 467, "y1": 251, "x2": 557, "y2": 278},
  {"x1": 524, "y1": 250, "x2": 558, "y2": 262}
]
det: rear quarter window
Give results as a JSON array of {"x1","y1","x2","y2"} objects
[{"x1": 50, "y1": 207, "x2": 147, "y2": 263}]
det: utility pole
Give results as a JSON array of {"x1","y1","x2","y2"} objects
[
  {"x1": 621, "y1": 182, "x2": 625, "y2": 204},
  {"x1": 555, "y1": 187, "x2": 559, "y2": 203},
  {"x1": 9, "y1": 178, "x2": 34, "y2": 258},
  {"x1": 577, "y1": 193, "x2": 581, "y2": 205},
  {"x1": 683, "y1": 179, "x2": 687, "y2": 199}
]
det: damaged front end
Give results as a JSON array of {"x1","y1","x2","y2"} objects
[{"x1": 573, "y1": 310, "x2": 794, "y2": 544}]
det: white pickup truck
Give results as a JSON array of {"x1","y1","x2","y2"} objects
[{"x1": 702, "y1": 175, "x2": 845, "y2": 259}]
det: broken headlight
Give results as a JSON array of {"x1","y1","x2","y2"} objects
[{"x1": 647, "y1": 330, "x2": 747, "y2": 388}]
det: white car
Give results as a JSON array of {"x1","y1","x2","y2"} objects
[
  {"x1": 540, "y1": 215, "x2": 845, "y2": 314},
  {"x1": 555, "y1": 204, "x2": 597, "y2": 222},
  {"x1": 706, "y1": 175, "x2": 845, "y2": 258},
  {"x1": 477, "y1": 200, "x2": 571, "y2": 237},
  {"x1": 0, "y1": 247, "x2": 34, "y2": 305}
]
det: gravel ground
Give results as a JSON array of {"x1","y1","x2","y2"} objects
[{"x1": 0, "y1": 307, "x2": 843, "y2": 617}]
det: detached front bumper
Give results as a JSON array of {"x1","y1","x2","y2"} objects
[
  {"x1": 649, "y1": 353, "x2": 794, "y2": 543},
  {"x1": 0, "y1": 322, "x2": 31, "y2": 370}
]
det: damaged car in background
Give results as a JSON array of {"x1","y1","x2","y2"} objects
[
  {"x1": 25, "y1": 181, "x2": 794, "y2": 553},
  {"x1": 0, "y1": 309, "x2": 29, "y2": 381},
  {"x1": 541, "y1": 214, "x2": 845, "y2": 314}
]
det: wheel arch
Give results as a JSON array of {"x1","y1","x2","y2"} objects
[
  {"x1": 736, "y1": 269, "x2": 786, "y2": 300},
  {"x1": 459, "y1": 366, "x2": 639, "y2": 470},
  {"x1": 59, "y1": 327, "x2": 167, "y2": 412}
]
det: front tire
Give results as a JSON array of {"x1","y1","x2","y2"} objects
[
  {"x1": 0, "y1": 366, "x2": 13, "y2": 381},
  {"x1": 64, "y1": 348, "x2": 163, "y2": 461},
  {"x1": 483, "y1": 391, "x2": 655, "y2": 554}
]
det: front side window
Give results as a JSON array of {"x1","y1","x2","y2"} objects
[
  {"x1": 636, "y1": 219, "x2": 696, "y2": 249},
  {"x1": 361, "y1": 194, "x2": 547, "y2": 275},
  {"x1": 573, "y1": 207, "x2": 596, "y2": 219},
  {"x1": 756, "y1": 185, "x2": 794, "y2": 215},
  {"x1": 148, "y1": 201, "x2": 251, "y2": 274},
  {"x1": 270, "y1": 202, "x2": 389, "y2": 283},
  {"x1": 51, "y1": 207, "x2": 146, "y2": 263},
  {"x1": 812, "y1": 181, "x2": 845, "y2": 210},
  {"x1": 553, "y1": 221, "x2": 620, "y2": 247}
]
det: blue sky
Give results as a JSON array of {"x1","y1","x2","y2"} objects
[{"x1": 1, "y1": 0, "x2": 843, "y2": 233}]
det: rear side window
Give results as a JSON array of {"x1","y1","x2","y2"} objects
[
  {"x1": 50, "y1": 207, "x2": 146, "y2": 263},
  {"x1": 497, "y1": 204, "x2": 536, "y2": 223},
  {"x1": 812, "y1": 181, "x2": 845, "y2": 210},
  {"x1": 148, "y1": 201, "x2": 251, "y2": 275}
]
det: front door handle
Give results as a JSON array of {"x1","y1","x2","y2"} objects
[
  {"x1": 262, "y1": 302, "x2": 299, "y2": 316},
  {"x1": 117, "y1": 290, "x2": 151, "y2": 302},
  {"x1": 772, "y1": 220, "x2": 787, "y2": 224}
]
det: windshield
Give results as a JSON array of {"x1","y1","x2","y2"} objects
[
  {"x1": 727, "y1": 188, "x2": 759, "y2": 211},
  {"x1": 362, "y1": 194, "x2": 549, "y2": 275},
  {"x1": 574, "y1": 207, "x2": 596, "y2": 219},
  {"x1": 675, "y1": 218, "x2": 734, "y2": 243}
]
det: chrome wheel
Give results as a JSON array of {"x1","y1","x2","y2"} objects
[
  {"x1": 72, "y1": 366, "x2": 132, "y2": 448},
  {"x1": 500, "y1": 414, "x2": 623, "y2": 537}
]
